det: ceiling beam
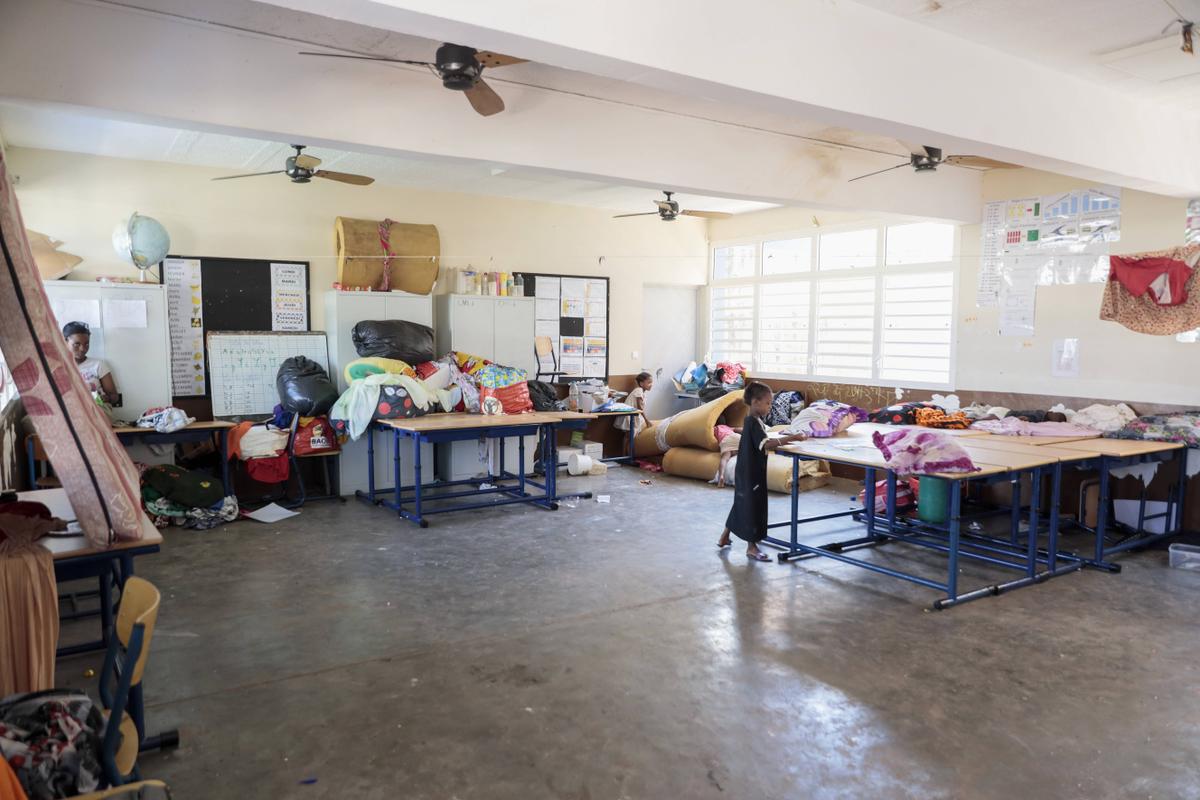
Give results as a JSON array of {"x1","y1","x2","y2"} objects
[
  {"x1": 0, "y1": 0, "x2": 982, "y2": 221},
  {"x1": 263, "y1": 0, "x2": 1200, "y2": 198}
]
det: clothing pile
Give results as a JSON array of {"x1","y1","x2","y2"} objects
[
  {"x1": 141, "y1": 464, "x2": 238, "y2": 530},
  {"x1": 0, "y1": 691, "x2": 105, "y2": 798},
  {"x1": 784, "y1": 399, "x2": 868, "y2": 438},
  {"x1": 969, "y1": 417, "x2": 1097, "y2": 438},
  {"x1": 871, "y1": 429, "x2": 979, "y2": 476},
  {"x1": 1107, "y1": 411, "x2": 1200, "y2": 448}
]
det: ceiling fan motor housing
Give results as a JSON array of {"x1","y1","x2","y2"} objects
[
  {"x1": 284, "y1": 155, "x2": 313, "y2": 183},
  {"x1": 435, "y1": 43, "x2": 483, "y2": 90}
]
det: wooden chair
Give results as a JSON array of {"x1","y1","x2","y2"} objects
[
  {"x1": 24, "y1": 433, "x2": 61, "y2": 488},
  {"x1": 98, "y1": 576, "x2": 160, "y2": 788},
  {"x1": 534, "y1": 335, "x2": 565, "y2": 382}
]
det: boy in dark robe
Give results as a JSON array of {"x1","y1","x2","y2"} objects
[{"x1": 718, "y1": 381, "x2": 808, "y2": 561}]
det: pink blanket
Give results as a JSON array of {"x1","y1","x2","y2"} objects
[
  {"x1": 969, "y1": 417, "x2": 1097, "y2": 437},
  {"x1": 872, "y1": 430, "x2": 979, "y2": 476}
]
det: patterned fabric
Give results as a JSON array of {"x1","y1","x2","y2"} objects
[
  {"x1": 0, "y1": 149, "x2": 154, "y2": 546},
  {"x1": 871, "y1": 429, "x2": 979, "y2": 476},
  {"x1": 0, "y1": 509, "x2": 62, "y2": 696},
  {"x1": 969, "y1": 418, "x2": 1097, "y2": 437},
  {"x1": 869, "y1": 401, "x2": 943, "y2": 426},
  {"x1": 474, "y1": 364, "x2": 527, "y2": 389},
  {"x1": 914, "y1": 408, "x2": 970, "y2": 429},
  {"x1": 0, "y1": 691, "x2": 105, "y2": 799},
  {"x1": 1100, "y1": 244, "x2": 1200, "y2": 334},
  {"x1": 784, "y1": 400, "x2": 868, "y2": 438},
  {"x1": 478, "y1": 382, "x2": 532, "y2": 414},
  {"x1": 1107, "y1": 412, "x2": 1200, "y2": 448},
  {"x1": 766, "y1": 390, "x2": 804, "y2": 426},
  {"x1": 145, "y1": 494, "x2": 240, "y2": 530},
  {"x1": 452, "y1": 351, "x2": 491, "y2": 375}
]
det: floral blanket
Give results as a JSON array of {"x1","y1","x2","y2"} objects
[
  {"x1": 872, "y1": 429, "x2": 979, "y2": 476},
  {"x1": 1107, "y1": 412, "x2": 1200, "y2": 448},
  {"x1": 784, "y1": 400, "x2": 867, "y2": 438}
]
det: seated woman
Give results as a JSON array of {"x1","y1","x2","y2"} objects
[{"x1": 62, "y1": 321, "x2": 118, "y2": 405}]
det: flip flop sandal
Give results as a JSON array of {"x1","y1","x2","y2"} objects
[
  {"x1": 746, "y1": 550, "x2": 772, "y2": 562},
  {"x1": 717, "y1": 540, "x2": 732, "y2": 550}
]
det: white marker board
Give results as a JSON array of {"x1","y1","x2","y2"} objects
[{"x1": 207, "y1": 331, "x2": 329, "y2": 418}]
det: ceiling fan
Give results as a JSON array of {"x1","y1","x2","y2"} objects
[
  {"x1": 211, "y1": 145, "x2": 375, "y2": 185},
  {"x1": 614, "y1": 191, "x2": 732, "y2": 221},
  {"x1": 299, "y1": 42, "x2": 527, "y2": 117},
  {"x1": 848, "y1": 144, "x2": 1019, "y2": 182}
]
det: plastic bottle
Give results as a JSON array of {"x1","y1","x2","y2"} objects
[
  {"x1": 514, "y1": 274, "x2": 525, "y2": 297},
  {"x1": 568, "y1": 382, "x2": 580, "y2": 411}
]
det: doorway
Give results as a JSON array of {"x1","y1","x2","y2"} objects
[{"x1": 641, "y1": 285, "x2": 698, "y2": 421}]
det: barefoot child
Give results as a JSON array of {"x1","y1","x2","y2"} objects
[
  {"x1": 614, "y1": 371, "x2": 653, "y2": 452},
  {"x1": 718, "y1": 382, "x2": 808, "y2": 561}
]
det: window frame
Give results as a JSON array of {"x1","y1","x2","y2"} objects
[{"x1": 707, "y1": 221, "x2": 959, "y2": 390}]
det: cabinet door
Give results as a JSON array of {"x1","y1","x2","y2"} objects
[
  {"x1": 383, "y1": 295, "x2": 433, "y2": 327},
  {"x1": 493, "y1": 299, "x2": 536, "y2": 375},
  {"x1": 334, "y1": 295, "x2": 386, "y2": 390},
  {"x1": 449, "y1": 296, "x2": 495, "y2": 358}
]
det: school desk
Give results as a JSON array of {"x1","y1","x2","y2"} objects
[
  {"x1": 356, "y1": 412, "x2": 593, "y2": 527},
  {"x1": 109, "y1": 420, "x2": 235, "y2": 491},
  {"x1": 770, "y1": 437, "x2": 1079, "y2": 609}
]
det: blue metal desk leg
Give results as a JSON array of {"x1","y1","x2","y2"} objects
[
  {"x1": 519, "y1": 436, "x2": 527, "y2": 495},
  {"x1": 1046, "y1": 464, "x2": 1062, "y2": 574},
  {"x1": 499, "y1": 436, "x2": 506, "y2": 482},
  {"x1": 786, "y1": 456, "x2": 799, "y2": 559},
  {"x1": 946, "y1": 485, "x2": 962, "y2": 603},
  {"x1": 393, "y1": 426, "x2": 402, "y2": 517},
  {"x1": 219, "y1": 428, "x2": 231, "y2": 494},
  {"x1": 545, "y1": 425, "x2": 558, "y2": 500},
  {"x1": 1010, "y1": 476, "x2": 1022, "y2": 545},
  {"x1": 628, "y1": 419, "x2": 636, "y2": 462},
  {"x1": 1026, "y1": 467, "x2": 1041, "y2": 578},
  {"x1": 1176, "y1": 447, "x2": 1188, "y2": 532},
  {"x1": 864, "y1": 467, "x2": 877, "y2": 539},
  {"x1": 411, "y1": 431, "x2": 426, "y2": 528},
  {"x1": 359, "y1": 424, "x2": 377, "y2": 504},
  {"x1": 1091, "y1": 456, "x2": 1119, "y2": 571},
  {"x1": 886, "y1": 471, "x2": 897, "y2": 536}
]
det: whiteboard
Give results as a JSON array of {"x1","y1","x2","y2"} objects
[
  {"x1": 43, "y1": 282, "x2": 171, "y2": 423},
  {"x1": 207, "y1": 332, "x2": 329, "y2": 418}
]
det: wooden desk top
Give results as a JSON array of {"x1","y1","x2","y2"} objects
[
  {"x1": 780, "y1": 438, "x2": 1006, "y2": 480},
  {"x1": 112, "y1": 420, "x2": 235, "y2": 434},
  {"x1": 1055, "y1": 438, "x2": 1185, "y2": 457},
  {"x1": 979, "y1": 433, "x2": 1101, "y2": 446},
  {"x1": 43, "y1": 528, "x2": 164, "y2": 561},
  {"x1": 544, "y1": 411, "x2": 600, "y2": 421},
  {"x1": 964, "y1": 437, "x2": 1102, "y2": 462},
  {"x1": 376, "y1": 412, "x2": 562, "y2": 432},
  {"x1": 847, "y1": 422, "x2": 991, "y2": 438},
  {"x1": 959, "y1": 444, "x2": 1058, "y2": 470}
]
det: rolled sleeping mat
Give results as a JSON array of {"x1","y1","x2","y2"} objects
[
  {"x1": 662, "y1": 390, "x2": 745, "y2": 451},
  {"x1": 661, "y1": 446, "x2": 831, "y2": 494},
  {"x1": 633, "y1": 423, "x2": 662, "y2": 457}
]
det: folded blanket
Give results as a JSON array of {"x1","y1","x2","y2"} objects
[
  {"x1": 970, "y1": 417, "x2": 1097, "y2": 437},
  {"x1": 872, "y1": 429, "x2": 979, "y2": 476},
  {"x1": 914, "y1": 407, "x2": 970, "y2": 430}
]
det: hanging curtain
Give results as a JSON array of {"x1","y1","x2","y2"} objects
[{"x1": 0, "y1": 148, "x2": 155, "y2": 546}]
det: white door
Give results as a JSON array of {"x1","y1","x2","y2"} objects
[{"x1": 641, "y1": 285, "x2": 698, "y2": 421}]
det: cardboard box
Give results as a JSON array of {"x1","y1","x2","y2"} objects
[{"x1": 578, "y1": 440, "x2": 604, "y2": 460}]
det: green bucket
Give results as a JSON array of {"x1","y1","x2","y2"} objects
[{"x1": 917, "y1": 476, "x2": 950, "y2": 524}]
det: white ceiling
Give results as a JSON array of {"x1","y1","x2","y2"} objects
[
  {"x1": 854, "y1": 0, "x2": 1200, "y2": 110},
  {"x1": 0, "y1": 101, "x2": 775, "y2": 215}
]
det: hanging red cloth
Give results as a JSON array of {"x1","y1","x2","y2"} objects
[{"x1": 1108, "y1": 255, "x2": 1193, "y2": 306}]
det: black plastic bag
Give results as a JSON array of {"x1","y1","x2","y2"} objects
[
  {"x1": 351, "y1": 320, "x2": 436, "y2": 363},
  {"x1": 527, "y1": 380, "x2": 559, "y2": 411},
  {"x1": 276, "y1": 356, "x2": 339, "y2": 416}
]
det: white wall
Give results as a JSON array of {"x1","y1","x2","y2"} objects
[
  {"x1": 9, "y1": 147, "x2": 709, "y2": 375},
  {"x1": 958, "y1": 169, "x2": 1197, "y2": 406}
]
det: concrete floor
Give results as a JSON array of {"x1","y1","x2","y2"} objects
[{"x1": 57, "y1": 466, "x2": 1200, "y2": 799}]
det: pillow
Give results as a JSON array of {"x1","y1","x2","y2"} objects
[
  {"x1": 871, "y1": 429, "x2": 979, "y2": 476},
  {"x1": 785, "y1": 399, "x2": 867, "y2": 438}
]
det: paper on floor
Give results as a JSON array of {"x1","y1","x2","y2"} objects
[{"x1": 244, "y1": 502, "x2": 300, "y2": 524}]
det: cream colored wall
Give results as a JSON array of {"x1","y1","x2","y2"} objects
[
  {"x1": 959, "y1": 168, "x2": 1196, "y2": 406},
  {"x1": 9, "y1": 147, "x2": 708, "y2": 375}
]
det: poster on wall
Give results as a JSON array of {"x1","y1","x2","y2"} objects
[
  {"x1": 518, "y1": 271, "x2": 610, "y2": 380},
  {"x1": 270, "y1": 262, "x2": 307, "y2": 331},
  {"x1": 998, "y1": 257, "x2": 1038, "y2": 337},
  {"x1": 164, "y1": 257, "x2": 206, "y2": 396}
]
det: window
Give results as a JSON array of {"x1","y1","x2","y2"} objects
[
  {"x1": 886, "y1": 222, "x2": 954, "y2": 265},
  {"x1": 713, "y1": 244, "x2": 755, "y2": 280},
  {"x1": 708, "y1": 221, "x2": 957, "y2": 388},
  {"x1": 708, "y1": 285, "x2": 754, "y2": 363},
  {"x1": 818, "y1": 228, "x2": 876, "y2": 270},
  {"x1": 762, "y1": 237, "x2": 811, "y2": 275}
]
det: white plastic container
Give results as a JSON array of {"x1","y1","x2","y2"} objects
[{"x1": 1168, "y1": 543, "x2": 1200, "y2": 571}]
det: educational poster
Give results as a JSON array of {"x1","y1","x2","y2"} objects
[
  {"x1": 1051, "y1": 338, "x2": 1080, "y2": 378},
  {"x1": 164, "y1": 257, "x2": 206, "y2": 396},
  {"x1": 998, "y1": 257, "x2": 1038, "y2": 337},
  {"x1": 521, "y1": 272, "x2": 609, "y2": 379},
  {"x1": 561, "y1": 298, "x2": 585, "y2": 318},
  {"x1": 977, "y1": 201, "x2": 1004, "y2": 307},
  {"x1": 270, "y1": 262, "x2": 307, "y2": 331}
]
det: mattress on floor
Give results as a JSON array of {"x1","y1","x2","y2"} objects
[
  {"x1": 634, "y1": 391, "x2": 751, "y2": 457},
  {"x1": 661, "y1": 446, "x2": 829, "y2": 494}
]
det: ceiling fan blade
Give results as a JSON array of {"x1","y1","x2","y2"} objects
[
  {"x1": 944, "y1": 155, "x2": 1019, "y2": 169},
  {"x1": 680, "y1": 210, "x2": 733, "y2": 219},
  {"x1": 294, "y1": 154, "x2": 322, "y2": 170},
  {"x1": 899, "y1": 141, "x2": 931, "y2": 158},
  {"x1": 211, "y1": 170, "x2": 285, "y2": 182},
  {"x1": 847, "y1": 162, "x2": 911, "y2": 183},
  {"x1": 298, "y1": 51, "x2": 431, "y2": 66},
  {"x1": 475, "y1": 51, "x2": 528, "y2": 68},
  {"x1": 464, "y1": 79, "x2": 505, "y2": 116},
  {"x1": 313, "y1": 170, "x2": 375, "y2": 186},
  {"x1": 613, "y1": 212, "x2": 661, "y2": 218}
]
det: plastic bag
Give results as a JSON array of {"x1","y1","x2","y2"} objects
[
  {"x1": 276, "y1": 356, "x2": 338, "y2": 416},
  {"x1": 527, "y1": 380, "x2": 559, "y2": 411},
  {"x1": 480, "y1": 381, "x2": 533, "y2": 414},
  {"x1": 351, "y1": 320, "x2": 436, "y2": 363},
  {"x1": 293, "y1": 416, "x2": 339, "y2": 456},
  {"x1": 136, "y1": 405, "x2": 195, "y2": 433}
]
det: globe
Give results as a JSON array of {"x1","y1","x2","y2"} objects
[{"x1": 112, "y1": 212, "x2": 170, "y2": 269}]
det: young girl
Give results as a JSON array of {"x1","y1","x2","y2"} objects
[
  {"x1": 718, "y1": 381, "x2": 807, "y2": 561},
  {"x1": 614, "y1": 371, "x2": 653, "y2": 449},
  {"x1": 63, "y1": 321, "x2": 119, "y2": 405}
]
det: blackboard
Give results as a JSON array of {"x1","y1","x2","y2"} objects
[
  {"x1": 161, "y1": 255, "x2": 310, "y2": 416},
  {"x1": 515, "y1": 272, "x2": 609, "y2": 381}
]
